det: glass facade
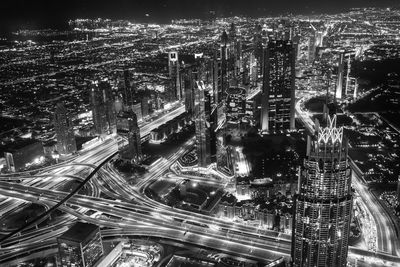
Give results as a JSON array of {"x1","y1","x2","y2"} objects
[
  {"x1": 261, "y1": 40, "x2": 295, "y2": 134},
  {"x1": 292, "y1": 116, "x2": 353, "y2": 267},
  {"x1": 54, "y1": 102, "x2": 77, "y2": 155}
]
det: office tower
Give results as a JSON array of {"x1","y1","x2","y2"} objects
[
  {"x1": 335, "y1": 52, "x2": 345, "y2": 100},
  {"x1": 119, "y1": 68, "x2": 136, "y2": 110},
  {"x1": 308, "y1": 35, "x2": 316, "y2": 63},
  {"x1": 292, "y1": 116, "x2": 353, "y2": 267},
  {"x1": 141, "y1": 96, "x2": 149, "y2": 118},
  {"x1": 226, "y1": 87, "x2": 246, "y2": 124},
  {"x1": 168, "y1": 51, "x2": 181, "y2": 101},
  {"x1": 183, "y1": 66, "x2": 195, "y2": 115},
  {"x1": 397, "y1": 175, "x2": 400, "y2": 201},
  {"x1": 54, "y1": 103, "x2": 77, "y2": 155},
  {"x1": 58, "y1": 222, "x2": 104, "y2": 267},
  {"x1": 261, "y1": 40, "x2": 295, "y2": 134},
  {"x1": 212, "y1": 55, "x2": 220, "y2": 105},
  {"x1": 315, "y1": 31, "x2": 324, "y2": 47},
  {"x1": 194, "y1": 81, "x2": 216, "y2": 167},
  {"x1": 253, "y1": 24, "x2": 263, "y2": 68},
  {"x1": 91, "y1": 80, "x2": 117, "y2": 137},
  {"x1": 117, "y1": 111, "x2": 142, "y2": 163},
  {"x1": 292, "y1": 35, "x2": 301, "y2": 61}
]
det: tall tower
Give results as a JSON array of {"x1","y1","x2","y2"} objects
[
  {"x1": 91, "y1": 80, "x2": 117, "y2": 137},
  {"x1": 308, "y1": 33, "x2": 316, "y2": 63},
  {"x1": 335, "y1": 52, "x2": 345, "y2": 100},
  {"x1": 119, "y1": 68, "x2": 136, "y2": 110},
  {"x1": 117, "y1": 111, "x2": 142, "y2": 163},
  {"x1": 168, "y1": 51, "x2": 181, "y2": 101},
  {"x1": 261, "y1": 40, "x2": 296, "y2": 134},
  {"x1": 292, "y1": 115, "x2": 353, "y2": 267},
  {"x1": 54, "y1": 103, "x2": 77, "y2": 155},
  {"x1": 126, "y1": 112, "x2": 142, "y2": 164},
  {"x1": 397, "y1": 175, "x2": 400, "y2": 202},
  {"x1": 194, "y1": 81, "x2": 216, "y2": 167}
]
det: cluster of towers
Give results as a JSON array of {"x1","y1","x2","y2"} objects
[
  {"x1": 54, "y1": 77, "x2": 142, "y2": 164},
  {"x1": 165, "y1": 23, "x2": 299, "y2": 168}
]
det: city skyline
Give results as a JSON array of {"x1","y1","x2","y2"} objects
[
  {"x1": 0, "y1": 3, "x2": 400, "y2": 267},
  {"x1": 1, "y1": 0, "x2": 400, "y2": 34}
]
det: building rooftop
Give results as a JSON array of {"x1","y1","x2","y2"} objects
[
  {"x1": 0, "y1": 138, "x2": 42, "y2": 153},
  {"x1": 59, "y1": 222, "x2": 99, "y2": 243},
  {"x1": 227, "y1": 87, "x2": 246, "y2": 95}
]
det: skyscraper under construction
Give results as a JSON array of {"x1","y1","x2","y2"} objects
[{"x1": 292, "y1": 115, "x2": 353, "y2": 267}]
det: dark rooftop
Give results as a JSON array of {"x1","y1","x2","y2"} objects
[{"x1": 59, "y1": 222, "x2": 99, "y2": 243}]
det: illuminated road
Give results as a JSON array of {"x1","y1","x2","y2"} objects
[
  {"x1": 1, "y1": 181, "x2": 400, "y2": 266},
  {"x1": 0, "y1": 98, "x2": 399, "y2": 266},
  {"x1": 352, "y1": 171, "x2": 400, "y2": 256},
  {"x1": 139, "y1": 104, "x2": 186, "y2": 138}
]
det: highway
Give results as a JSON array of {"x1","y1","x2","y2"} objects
[
  {"x1": 0, "y1": 98, "x2": 399, "y2": 266},
  {"x1": 139, "y1": 104, "x2": 186, "y2": 138}
]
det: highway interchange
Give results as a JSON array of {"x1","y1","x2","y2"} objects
[{"x1": 0, "y1": 103, "x2": 399, "y2": 266}]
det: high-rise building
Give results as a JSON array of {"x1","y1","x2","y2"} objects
[
  {"x1": 335, "y1": 52, "x2": 345, "y2": 100},
  {"x1": 226, "y1": 87, "x2": 246, "y2": 124},
  {"x1": 183, "y1": 65, "x2": 196, "y2": 115},
  {"x1": 168, "y1": 51, "x2": 181, "y2": 101},
  {"x1": 261, "y1": 40, "x2": 295, "y2": 134},
  {"x1": 397, "y1": 175, "x2": 400, "y2": 201},
  {"x1": 292, "y1": 116, "x2": 353, "y2": 267},
  {"x1": 91, "y1": 80, "x2": 117, "y2": 137},
  {"x1": 194, "y1": 81, "x2": 216, "y2": 167},
  {"x1": 119, "y1": 68, "x2": 136, "y2": 109},
  {"x1": 141, "y1": 96, "x2": 149, "y2": 118},
  {"x1": 117, "y1": 111, "x2": 142, "y2": 164},
  {"x1": 308, "y1": 34, "x2": 316, "y2": 63},
  {"x1": 54, "y1": 103, "x2": 77, "y2": 155},
  {"x1": 58, "y1": 222, "x2": 104, "y2": 267}
]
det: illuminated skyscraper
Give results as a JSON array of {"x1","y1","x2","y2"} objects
[
  {"x1": 168, "y1": 51, "x2": 182, "y2": 101},
  {"x1": 335, "y1": 52, "x2": 345, "y2": 100},
  {"x1": 91, "y1": 80, "x2": 117, "y2": 137},
  {"x1": 117, "y1": 111, "x2": 142, "y2": 164},
  {"x1": 308, "y1": 34, "x2": 316, "y2": 63},
  {"x1": 54, "y1": 103, "x2": 77, "y2": 155},
  {"x1": 226, "y1": 87, "x2": 246, "y2": 124},
  {"x1": 292, "y1": 116, "x2": 353, "y2": 267},
  {"x1": 194, "y1": 81, "x2": 216, "y2": 167},
  {"x1": 58, "y1": 222, "x2": 103, "y2": 267},
  {"x1": 261, "y1": 40, "x2": 295, "y2": 134}
]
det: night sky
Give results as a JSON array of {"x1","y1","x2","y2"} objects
[{"x1": 1, "y1": 0, "x2": 399, "y2": 33}]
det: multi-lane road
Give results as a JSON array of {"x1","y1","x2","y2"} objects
[{"x1": 0, "y1": 99, "x2": 399, "y2": 266}]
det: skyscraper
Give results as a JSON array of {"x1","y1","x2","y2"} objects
[
  {"x1": 397, "y1": 175, "x2": 400, "y2": 202},
  {"x1": 194, "y1": 81, "x2": 216, "y2": 167},
  {"x1": 292, "y1": 115, "x2": 353, "y2": 267},
  {"x1": 91, "y1": 80, "x2": 117, "y2": 137},
  {"x1": 168, "y1": 51, "x2": 181, "y2": 101},
  {"x1": 226, "y1": 87, "x2": 246, "y2": 124},
  {"x1": 117, "y1": 111, "x2": 142, "y2": 164},
  {"x1": 54, "y1": 103, "x2": 77, "y2": 155},
  {"x1": 119, "y1": 68, "x2": 136, "y2": 110},
  {"x1": 335, "y1": 52, "x2": 345, "y2": 100},
  {"x1": 308, "y1": 31, "x2": 316, "y2": 63},
  {"x1": 261, "y1": 40, "x2": 295, "y2": 134}
]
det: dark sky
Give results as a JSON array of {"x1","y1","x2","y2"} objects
[{"x1": 0, "y1": 0, "x2": 399, "y2": 33}]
